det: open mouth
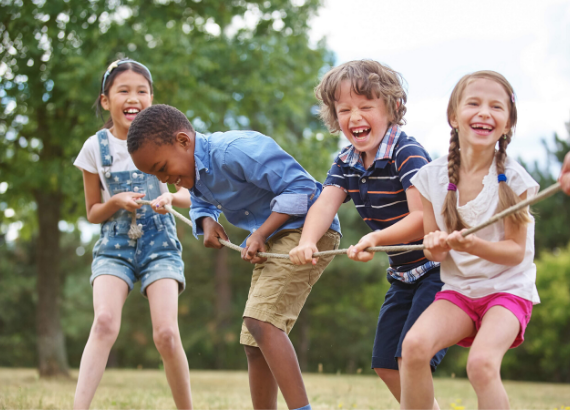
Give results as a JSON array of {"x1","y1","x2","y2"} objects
[
  {"x1": 174, "y1": 177, "x2": 181, "y2": 185},
  {"x1": 351, "y1": 127, "x2": 371, "y2": 140},
  {"x1": 470, "y1": 123, "x2": 494, "y2": 135},
  {"x1": 124, "y1": 108, "x2": 140, "y2": 121}
]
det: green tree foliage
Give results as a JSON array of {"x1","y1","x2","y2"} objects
[
  {"x1": 525, "y1": 126, "x2": 570, "y2": 254},
  {"x1": 0, "y1": 0, "x2": 334, "y2": 376}
]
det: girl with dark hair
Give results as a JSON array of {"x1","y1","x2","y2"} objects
[{"x1": 73, "y1": 59, "x2": 192, "y2": 409}]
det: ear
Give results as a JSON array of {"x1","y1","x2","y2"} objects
[
  {"x1": 449, "y1": 115, "x2": 458, "y2": 129},
  {"x1": 175, "y1": 131, "x2": 194, "y2": 149},
  {"x1": 502, "y1": 121, "x2": 511, "y2": 136},
  {"x1": 100, "y1": 94, "x2": 110, "y2": 111}
]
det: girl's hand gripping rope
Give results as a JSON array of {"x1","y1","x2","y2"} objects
[
  {"x1": 201, "y1": 217, "x2": 229, "y2": 249},
  {"x1": 423, "y1": 230, "x2": 451, "y2": 262},
  {"x1": 112, "y1": 192, "x2": 145, "y2": 212},
  {"x1": 446, "y1": 229, "x2": 476, "y2": 252},
  {"x1": 150, "y1": 192, "x2": 174, "y2": 215}
]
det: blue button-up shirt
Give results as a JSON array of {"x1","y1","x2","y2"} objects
[{"x1": 190, "y1": 131, "x2": 341, "y2": 245}]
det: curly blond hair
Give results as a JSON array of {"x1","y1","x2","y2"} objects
[{"x1": 315, "y1": 60, "x2": 407, "y2": 133}]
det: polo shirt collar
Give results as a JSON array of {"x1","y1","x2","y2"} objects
[{"x1": 339, "y1": 125, "x2": 402, "y2": 169}]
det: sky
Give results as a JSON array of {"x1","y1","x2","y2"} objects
[{"x1": 309, "y1": 0, "x2": 570, "y2": 167}]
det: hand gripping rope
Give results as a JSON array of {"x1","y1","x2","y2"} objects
[{"x1": 135, "y1": 182, "x2": 562, "y2": 260}]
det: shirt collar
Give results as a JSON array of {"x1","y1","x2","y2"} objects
[
  {"x1": 339, "y1": 124, "x2": 402, "y2": 169},
  {"x1": 193, "y1": 132, "x2": 210, "y2": 181}
]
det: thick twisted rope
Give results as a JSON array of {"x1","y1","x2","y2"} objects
[{"x1": 136, "y1": 181, "x2": 561, "y2": 260}]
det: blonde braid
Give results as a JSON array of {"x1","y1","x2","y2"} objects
[
  {"x1": 442, "y1": 128, "x2": 469, "y2": 232},
  {"x1": 495, "y1": 134, "x2": 532, "y2": 226}
]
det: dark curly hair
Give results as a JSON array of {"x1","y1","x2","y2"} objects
[{"x1": 127, "y1": 104, "x2": 195, "y2": 153}]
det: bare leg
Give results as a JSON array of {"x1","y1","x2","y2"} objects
[
  {"x1": 74, "y1": 276, "x2": 128, "y2": 409},
  {"x1": 244, "y1": 345, "x2": 279, "y2": 409},
  {"x1": 147, "y1": 279, "x2": 192, "y2": 410},
  {"x1": 375, "y1": 360, "x2": 439, "y2": 409},
  {"x1": 467, "y1": 306, "x2": 519, "y2": 409},
  {"x1": 400, "y1": 301, "x2": 475, "y2": 409},
  {"x1": 244, "y1": 317, "x2": 308, "y2": 410}
]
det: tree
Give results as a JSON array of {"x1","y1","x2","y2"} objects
[
  {"x1": 0, "y1": 0, "x2": 333, "y2": 376},
  {"x1": 525, "y1": 120, "x2": 570, "y2": 254}
]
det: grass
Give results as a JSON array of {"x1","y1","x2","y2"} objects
[{"x1": 1, "y1": 368, "x2": 569, "y2": 409}]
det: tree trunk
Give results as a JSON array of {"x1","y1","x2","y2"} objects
[
  {"x1": 34, "y1": 190, "x2": 70, "y2": 377},
  {"x1": 214, "y1": 246, "x2": 232, "y2": 369}
]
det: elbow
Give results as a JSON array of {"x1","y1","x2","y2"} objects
[{"x1": 505, "y1": 253, "x2": 525, "y2": 266}]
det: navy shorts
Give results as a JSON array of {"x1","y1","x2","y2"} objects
[{"x1": 371, "y1": 266, "x2": 447, "y2": 371}]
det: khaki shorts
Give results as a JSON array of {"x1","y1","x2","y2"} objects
[{"x1": 240, "y1": 228, "x2": 340, "y2": 347}]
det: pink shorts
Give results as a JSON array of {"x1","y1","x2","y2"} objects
[{"x1": 434, "y1": 290, "x2": 533, "y2": 348}]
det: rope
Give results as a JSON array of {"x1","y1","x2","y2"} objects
[{"x1": 135, "y1": 181, "x2": 561, "y2": 260}]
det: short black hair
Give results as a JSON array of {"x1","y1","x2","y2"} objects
[{"x1": 127, "y1": 104, "x2": 195, "y2": 153}]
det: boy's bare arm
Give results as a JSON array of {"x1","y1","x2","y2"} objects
[
  {"x1": 242, "y1": 212, "x2": 291, "y2": 264},
  {"x1": 289, "y1": 186, "x2": 346, "y2": 265}
]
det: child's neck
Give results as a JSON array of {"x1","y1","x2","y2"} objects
[
  {"x1": 459, "y1": 145, "x2": 495, "y2": 175},
  {"x1": 108, "y1": 125, "x2": 128, "y2": 140}
]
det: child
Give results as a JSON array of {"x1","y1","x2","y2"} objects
[
  {"x1": 399, "y1": 71, "x2": 539, "y2": 409},
  {"x1": 560, "y1": 151, "x2": 570, "y2": 195},
  {"x1": 289, "y1": 60, "x2": 446, "y2": 408},
  {"x1": 73, "y1": 59, "x2": 192, "y2": 410},
  {"x1": 127, "y1": 104, "x2": 341, "y2": 410}
]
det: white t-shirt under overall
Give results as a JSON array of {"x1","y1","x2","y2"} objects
[
  {"x1": 411, "y1": 155, "x2": 540, "y2": 304},
  {"x1": 73, "y1": 129, "x2": 169, "y2": 202}
]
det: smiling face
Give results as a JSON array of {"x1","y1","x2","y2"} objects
[
  {"x1": 451, "y1": 78, "x2": 511, "y2": 152},
  {"x1": 100, "y1": 70, "x2": 153, "y2": 140},
  {"x1": 130, "y1": 132, "x2": 196, "y2": 189},
  {"x1": 335, "y1": 80, "x2": 391, "y2": 168}
]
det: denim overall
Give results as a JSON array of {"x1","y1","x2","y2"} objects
[{"x1": 90, "y1": 130, "x2": 185, "y2": 295}]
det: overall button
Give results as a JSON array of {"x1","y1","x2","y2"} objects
[
  {"x1": 134, "y1": 187, "x2": 139, "y2": 192},
  {"x1": 361, "y1": 178, "x2": 366, "y2": 183},
  {"x1": 217, "y1": 205, "x2": 222, "y2": 209},
  {"x1": 132, "y1": 173, "x2": 138, "y2": 179},
  {"x1": 245, "y1": 211, "x2": 249, "y2": 215},
  {"x1": 105, "y1": 171, "x2": 111, "y2": 178}
]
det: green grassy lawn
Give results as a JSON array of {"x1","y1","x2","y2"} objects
[{"x1": 1, "y1": 368, "x2": 569, "y2": 409}]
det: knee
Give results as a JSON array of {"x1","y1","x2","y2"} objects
[
  {"x1": 466, "y1": 353, "x2": 499, "y2": 387},
  {"x1": 153, "y1": 325, "x2": 180, "y2": 355},
  {"x1": 401, "y1": 332, "x2": 432, "y2": 366},
  {"x1": 244, "y1": 317, "x2": 268, "y2": 344},
  {"x1": 375, "y1": 368, "x2": 398, "y2": 384},
  {"x1": 92, "y1": 311, "x2": 120, "y2": 341},
  {"x1": 243, "y1": 345, "x2": 264, "y2": 361}
]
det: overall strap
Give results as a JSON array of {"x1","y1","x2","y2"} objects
[{"x1": 97, "y1": 130, "x2": 113, "y2": 178}]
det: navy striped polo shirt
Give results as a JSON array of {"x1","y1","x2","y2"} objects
[{"x1": 324, "y1": 125, "x2": 437, "y2": 282}]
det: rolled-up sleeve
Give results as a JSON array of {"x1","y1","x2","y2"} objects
[
  {"x1": 189, "y1": 192, "x2": 222, "y2": 238},
  {"x1": 223, "y1": 135, "x2": 316, "y2": 216}
]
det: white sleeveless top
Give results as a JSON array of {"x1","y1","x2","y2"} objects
[{"x1": 411, "y1": 155, "x2": 540, "y2": 304}]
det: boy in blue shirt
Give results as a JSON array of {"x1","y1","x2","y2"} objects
[
  {"x1": 128, "y1": 104, "x2": 340, "y2": 410},
  {"x1": 290, "y1": 60, "x2": 446, "y2": 408}
]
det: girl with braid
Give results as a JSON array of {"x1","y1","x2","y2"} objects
[{"x1": 399, "y1": 71, "x2": 539, "y2": 410}]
